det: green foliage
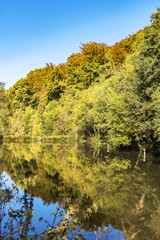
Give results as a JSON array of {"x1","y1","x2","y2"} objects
[
  {"x1": 32, "y1": 112, "x2": 43, "y2": 138},
  {"x1": 4, "y1": 8, "x2": 160, "y2": 150},
  {"x1": 11, "y1": 78, "x2": 33, "y2": 110},
  {"x1": 22, "y1": 106, "x2": 36, "y2": 135},
  {"x1": 42, "y1": 100, "x2": 60, "y2": 135},
  {"x1": 0, "y1": 83, "x2": 10, "y2": 137},
  {"x1": 45, "y1": 64, "x2": 67, "y2": 100},
  {"x1": 122, "y1": 8, "x2": 160, "y2": 148},
  {"x1": 10, "y1": 109, "x2": 24, "y2": 135}
]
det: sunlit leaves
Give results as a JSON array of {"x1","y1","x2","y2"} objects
[{"x1": 0, "y1": 83, "x2": 10, "y2": 137}]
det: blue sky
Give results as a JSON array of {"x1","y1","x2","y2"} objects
[{"x1": 0, "y1": 0, "x2": 159, "y2": 89}]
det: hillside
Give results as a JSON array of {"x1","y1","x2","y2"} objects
[{"x1": 1, "y1": 8, "x2": 160, "y2": 150}]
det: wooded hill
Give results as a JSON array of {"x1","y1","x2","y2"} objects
[{"x1": 1, "y1": 8, "x2": 160, "y2": 150}]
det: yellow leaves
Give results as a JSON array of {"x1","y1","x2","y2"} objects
[{"x1": 80, "y1": 42, "x2": 108, "y2": 64}]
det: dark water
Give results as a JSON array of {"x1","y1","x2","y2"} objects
[{"x1": 0, "y1": 142, "x2": 160, "y2": 239}]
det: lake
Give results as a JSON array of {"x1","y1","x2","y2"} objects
[{"x1": 0, "y1": 141, "x2": 160, "y2": 239}]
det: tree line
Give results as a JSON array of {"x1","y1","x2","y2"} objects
[{"x1": 1, "y1": 8, "x2": 160, "y2": 150}]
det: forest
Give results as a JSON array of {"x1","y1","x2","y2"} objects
[{"x1": 1, "y1": 8, "x2": 160, "y2": 151}]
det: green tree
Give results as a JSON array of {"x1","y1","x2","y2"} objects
[
  {"x1": 11, "y1": 78, "x2": 33, "y2": 111},
  {"x1": 0, "y1": 83, "x2": 10, "y2": 138},
  {"x1": 22, "y1": 106, "x2": 36, "y2": 135},
  {"x1": 42, "y1": 100, "x2": 60, "y2": 135},
  {"x1": 123, "y1": 8, "x2": 160, "y2": 148}
]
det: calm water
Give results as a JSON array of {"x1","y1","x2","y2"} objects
[{"x1": 0, "y1": 142, "x2": 160, "y2": 239}]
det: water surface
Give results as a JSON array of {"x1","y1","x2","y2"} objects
[{"x1": 0, "y1": 142, "x2": 160, "y2": 239}]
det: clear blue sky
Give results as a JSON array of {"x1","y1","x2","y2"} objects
[{"x1": 0, "y1": 0, "x2": 159, "y2": 89}]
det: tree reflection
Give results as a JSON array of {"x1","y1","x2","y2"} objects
[{"x1": 0, "y1": 142, "x2": 160, "y2": 239}]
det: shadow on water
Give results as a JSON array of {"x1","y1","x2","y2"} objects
[{"x1": 0, "y1": 141, "x2": 160, "y2": 239}]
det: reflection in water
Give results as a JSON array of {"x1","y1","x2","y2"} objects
[{"x1": 0, "y1": 142, "x2": 160, "y2": 239}]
